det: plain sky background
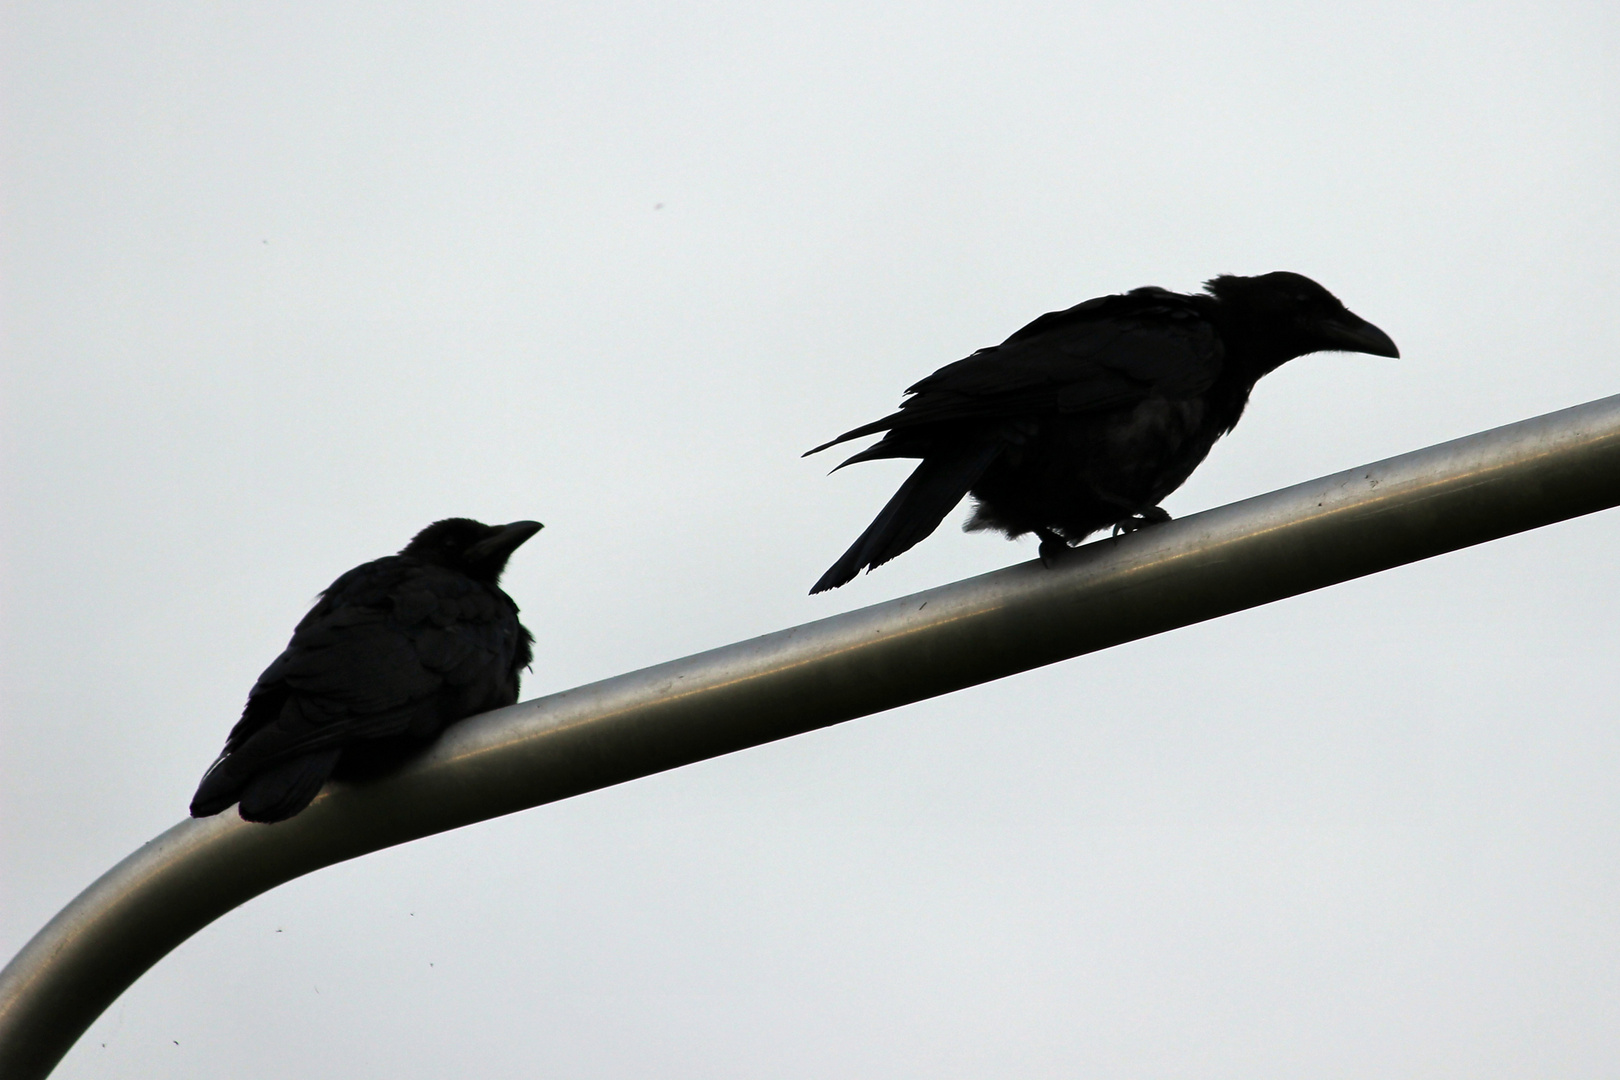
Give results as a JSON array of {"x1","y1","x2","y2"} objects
[{"x1": 5, "y1": 1, "x2": 1620, "y2": 1076}]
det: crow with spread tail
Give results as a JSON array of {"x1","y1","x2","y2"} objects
[
  {"x1": 807, "y1": 272, "x2": 1398, "y2": 593},
  {"x1": 191, "y1": 518, "x2": 541, "y2": 823}
]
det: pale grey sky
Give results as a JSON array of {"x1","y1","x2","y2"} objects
[{"x1": 4, "y1": 1, "x2": 1620, "y2": 1076}]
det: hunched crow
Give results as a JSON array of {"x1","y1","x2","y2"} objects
[{"x1": 190, "y1": 518, "x2": 541, "y2": 822}]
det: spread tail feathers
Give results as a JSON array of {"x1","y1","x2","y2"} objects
[{"x1": 811, "y1": 440, "x2": 1002, "y2": 593}]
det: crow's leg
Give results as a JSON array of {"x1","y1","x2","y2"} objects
[{"x1": 1035, "y1": 527, "x2": 1071, "y2": 567}]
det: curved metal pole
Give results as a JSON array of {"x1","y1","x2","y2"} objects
[{"x1": 7, "y1": 394, "x2": 1620, "y2": 1078}]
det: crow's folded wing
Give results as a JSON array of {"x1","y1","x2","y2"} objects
[
  {"x1": 214, "y1": 564, "x2": 513, "y2": 766},
  {"x1": 807, "y1": 289, "x2": 1223, "y2": 456}
]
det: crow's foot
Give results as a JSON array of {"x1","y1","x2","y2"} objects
[
  {"x1": 1111, "y1": 506, "x2": 1172, "y2": 538},
  {"x1": 1036, "y1": 529, "x2": 1070, "y2": 567}
]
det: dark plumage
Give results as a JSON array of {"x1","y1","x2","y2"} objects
[
  {"x1": 808, "y1": 272, "x2": 1398, "y2": 592},
  {"x1": 190, "y1": 518, "x2": 541, "y2": 823}
]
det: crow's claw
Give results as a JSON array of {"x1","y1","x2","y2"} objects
[
  {"x1": 1111, "y1": 506, "x2": 1172, "y2": 538},
  {"x1": 1036, "y1": 529, "x2": 1069, "y2": 567}
]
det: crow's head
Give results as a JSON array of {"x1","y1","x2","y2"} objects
[
  {"x1": 403, "y1": 518, "x2": 543, "y2": 583},
  {"x1": 1205, "y1": 271, "x2": 1399, "y2": 371}
]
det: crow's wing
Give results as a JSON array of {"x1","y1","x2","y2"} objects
[
  {"x1": 211, "y1": 560, "x2": 515, "y2": 768},
  {"x1": 807, "y1": 289, "x2": 1223, "y2": 457}
]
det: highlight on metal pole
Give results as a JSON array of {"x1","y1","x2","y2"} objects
[{"x1": 6, "y1": 393, "x2": 1620, "y2": 1079}]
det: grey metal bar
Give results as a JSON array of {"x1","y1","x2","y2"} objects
[{"x1": 7, "y1": 394, "x2": 1620, "y2": 1078}]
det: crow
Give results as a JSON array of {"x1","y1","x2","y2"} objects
[
  {"x1": 807, "y1": 272, "x2": 1398, "y2": 593},
  {"x1": 190, "y1": 518, "x2": 542, "y2": 823}
]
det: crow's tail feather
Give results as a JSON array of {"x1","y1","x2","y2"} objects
[
  {"x1": 236, "y1": 749, "x2": 344, "y2": 823},
  {"x1": 190, "y1": 747, "x2": 344, "y2": 823},
  {"x1": 811, "y1": 440, "x2": 1002, "y2": 593},
  {"x1": 189, "y1": 755, "x2": 245, "y2": 819}
]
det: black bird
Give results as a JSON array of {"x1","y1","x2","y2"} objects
[
  {"x1": 808, "y1": 272, "x2": 1398, "y2": 593},
  {"x1": 190, "y1": 518, "x2": 541, "y2": 823}
]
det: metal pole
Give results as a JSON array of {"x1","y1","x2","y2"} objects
[{"x1": 7, "y1": 394, "x2": 1620, "y2": 1078}]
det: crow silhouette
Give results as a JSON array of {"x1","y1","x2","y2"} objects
[
  {"x1": 808, "y1": 272, "x2": 1398, "y2": 592},
  {"x1": 191, "y1": 518, "x2": 541, "y2": 822}
]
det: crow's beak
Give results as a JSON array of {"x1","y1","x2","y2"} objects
[
  {"x1": 1319, "y1": 312, "x2": 1400, "y2": 358},
  {"x1": 468, "y1": 520, "x2": 544, "y2": 563}
]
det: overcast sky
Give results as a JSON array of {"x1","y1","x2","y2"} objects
[{"x1": 5, "y1": 1, "x2": 1620, "y2": 1077}]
